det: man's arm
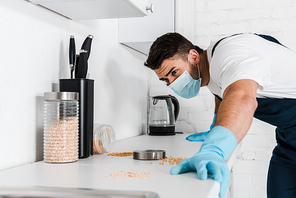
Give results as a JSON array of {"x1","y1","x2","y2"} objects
[
  {"x1": 215, "y1": 79, "x2": 258, "y2": 143},
  {"x1": 172, "y1": 79, "x2": 258, "y2": 198}
]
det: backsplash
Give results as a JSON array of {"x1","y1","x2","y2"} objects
[{"x1": 0, "y1": 0, "x2": 147, "y2": 171}]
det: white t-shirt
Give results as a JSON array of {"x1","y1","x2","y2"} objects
[{"x1": 207, "y1": 33, "x2": 296, "y2": 99}]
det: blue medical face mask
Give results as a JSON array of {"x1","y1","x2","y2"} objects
[{"x1": 169, "y1": 62, "x2": 202, "y2": 99}]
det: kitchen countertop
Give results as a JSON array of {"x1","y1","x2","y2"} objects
[{"x1": 0, "y1": 134, "x2": 239, "y2": 198}]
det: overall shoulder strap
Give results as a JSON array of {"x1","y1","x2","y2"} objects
[
  {"x1": 211, "y1": 33, "x2": 242, "y2": 57},
  {"x1": 211, "y1": 33, "x2": 285, "y2": 58}
]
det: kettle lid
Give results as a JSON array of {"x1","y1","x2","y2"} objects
[{"x1": 152, "y1": 95, "x2": 172, "y2": 100}]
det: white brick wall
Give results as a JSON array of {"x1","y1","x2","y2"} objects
[{"x1": 149, "y1": 0, "x2": 296, "y2": 197}]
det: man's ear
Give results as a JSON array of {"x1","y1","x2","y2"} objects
[{"x1": 188, "y1": 49, "x2": 200, "y2": 64}]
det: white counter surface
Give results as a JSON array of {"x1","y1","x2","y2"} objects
[{"x1": 0, "y1": 134, "x2": 239, "y2": 198}]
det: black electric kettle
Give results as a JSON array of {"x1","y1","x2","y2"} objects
[{"x1": 148, "y1": 95, "x2": 180, "y2": 135}]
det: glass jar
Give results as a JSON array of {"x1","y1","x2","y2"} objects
[
  {"x1": 43, "y1": 92, "x2": 79, "y2": 163},
  {"x1": 93, "y1": 124, "x2": 115, "y2": 154}
]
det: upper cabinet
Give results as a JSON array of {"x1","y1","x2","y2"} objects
[
  {"x1": 29, "y1": 0, "x2": 148, "y2": 20},
  {"x1": 118, "y1": 0, "x2": 175, "y2": 55}
]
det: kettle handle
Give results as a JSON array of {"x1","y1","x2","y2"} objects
[{"x1": 169, "y1": 95, "x2": 180, "y2": 121}]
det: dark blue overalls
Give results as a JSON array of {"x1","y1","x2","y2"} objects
[
  {"x1": 255, "y1": 98, "x2": 296, "y2": 197},
  {"x1": 212, "y1": 34, "x2": 296, "y2": 198}
]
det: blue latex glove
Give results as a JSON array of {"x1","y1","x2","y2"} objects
[
  {"x1": 186, "y1": 114, "x2": 216, "y2": 141},
  {"x1": 171, "y1": 126, "x2": 237, "y2": 198}
]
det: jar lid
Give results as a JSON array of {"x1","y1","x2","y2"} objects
[
  {"x1": 44, "y1": 92, "x2": 79, "y2": 101},
  {"x1": 133, "y1": 150, "x2": 166, "y2": 160}
]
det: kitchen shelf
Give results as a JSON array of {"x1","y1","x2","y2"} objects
[{"x1": 29, "y1": 0, "x2": 148, "y2": 20}]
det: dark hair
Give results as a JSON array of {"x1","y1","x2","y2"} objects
[{"x1": 144, "y1": 32, "x2": 203, "y2": 70}]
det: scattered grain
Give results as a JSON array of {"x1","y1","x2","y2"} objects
[
  {"x1": 156, "y1": 156, "x2": 188, "y2": 166},
  {"x1": 107, "y1": 152, "x2": 133, "y2": 157},
  {"x1": 106, "y1": 169, "x2": 152, "y2": 180}
]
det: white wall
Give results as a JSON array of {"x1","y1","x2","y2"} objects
[
  {"x1": 0, "y1": 0, "x2": 147, "y2": 171},
  {"x1": 152, "y1": 0, "x2": 296, "y2": 197},
  {"x1": 194, "y1": 0, "x2": 296, "y2": 50}
]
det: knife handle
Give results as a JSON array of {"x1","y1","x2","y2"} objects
[
  {"x1": 69, "y1": 35, "x2": 76, "y2": 79},
  {"x1": 81, "y1": 35, "x2": 93, "y2": 60},
  {"x1": 74, "y1": 55, "x2": 79, "y2": 79},
  {"x1": 69, "y1": 36, "x2": 76, "y2": 64},
  {"x1": 77, "y1": 50, "x2": 88, "y2": 78}
]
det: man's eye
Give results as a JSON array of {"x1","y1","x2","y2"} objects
[{"x1": 172, "y1": 70, "x2": 177, "y2": 75}]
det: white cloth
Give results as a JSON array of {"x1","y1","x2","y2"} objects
[{"x1": 206, "y1": 33, "x2": 296, "y2": 99}]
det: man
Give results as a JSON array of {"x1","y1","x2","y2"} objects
[{"x1": 144, "y1": 32, "x2": 296, "y2": 198}]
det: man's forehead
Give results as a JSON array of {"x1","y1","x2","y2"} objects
[
  {"x1": 155, "y1": 57, "x2": 185, "y2": 77},
  {"x1": 154, "y1": 59, "x2": 172, "y2": 76}
]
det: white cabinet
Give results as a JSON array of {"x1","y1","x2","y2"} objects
[
  {"x1": 118, "y1": 0, "x2": 175, "y2": 55},
  {"x1": 29, "y1": 0, "x2": 148, "y2": 20}
]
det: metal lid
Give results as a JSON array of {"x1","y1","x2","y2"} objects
[
  {"x1": 44, "y1": 92, "x2": 79, "y2": 101},
  {"x1": 133, "y1": 150, "x2": 166, "y2": 160}
]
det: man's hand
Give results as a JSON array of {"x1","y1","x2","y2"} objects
[
  {"x1": 171, "y1": 151, "x2": 230, "y2": 198},
  {"x1": 186, "y1": 114, "x2": 216, "y2": 141},
  {"x1": 186, "y1": 131, "x2": 210, "y2": 141},
  {"x1": 171, "y1": 126, "x2": 237, "y2": 198}
]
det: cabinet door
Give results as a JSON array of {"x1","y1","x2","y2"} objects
[
  {"x1": 29, "y1": 0, "x2": 148, "y2": 20},
  {"x1": 118, "y1": 0, "x2": 175, "y2": 55}
]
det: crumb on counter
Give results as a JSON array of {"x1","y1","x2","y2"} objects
[
  {"x1": 157, "y1": 156, "x2": 188, "y2": 165},
  {"x1": 107, "y1": 152, "x2": 133, "y2": 157},
  {"x1": 106, "y1": 169, "x2": 152, "y2": 180}
]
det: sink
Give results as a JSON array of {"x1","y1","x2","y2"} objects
[{"x1": 0, "y1": 186, "x2": 159, "y2": 198}]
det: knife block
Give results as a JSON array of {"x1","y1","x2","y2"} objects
[{"x1": 59, "y1": 79, "x2": 94, "y2": 158}]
